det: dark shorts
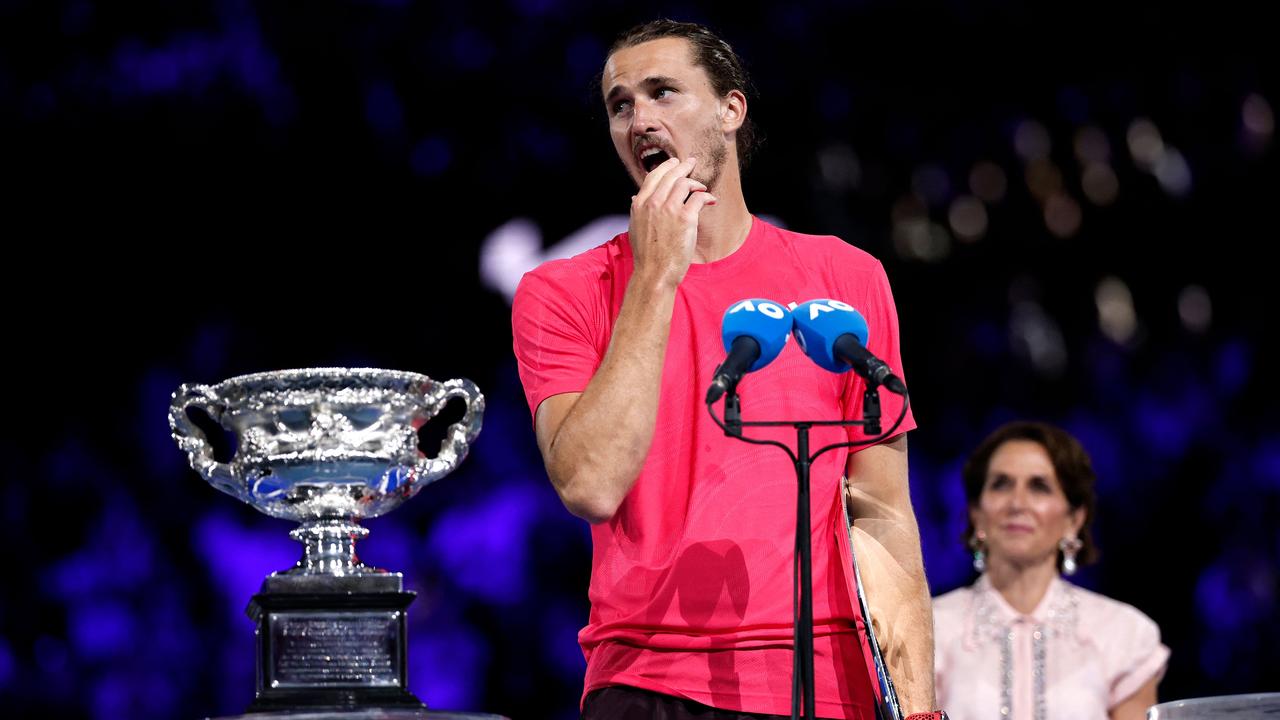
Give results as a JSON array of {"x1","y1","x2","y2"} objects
[{"x1": 581, "y1": 684, "x2": 841, "y2": 720}]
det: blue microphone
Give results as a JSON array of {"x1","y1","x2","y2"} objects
[
  {"x1": 706, "y1": 298, "x2": 793, "y2": 404},
  {"x1": 792, "y1": 299, "x2": 907, "y2": 395}
]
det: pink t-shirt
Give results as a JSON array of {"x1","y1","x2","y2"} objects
[
  {"x1": 512, "y1": 217, "x2": 916, "y2": 718},
  {"x1": 933, "y1": 575, "x2": 1170, "y2": 720}
]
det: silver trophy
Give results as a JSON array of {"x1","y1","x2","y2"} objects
[{"x1": 170, "y1": 368, "x2": 486, "y2": 715}]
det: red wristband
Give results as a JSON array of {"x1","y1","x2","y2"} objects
[{"x1": 904, "y1": 713, "x2": 948, "y2": 720}]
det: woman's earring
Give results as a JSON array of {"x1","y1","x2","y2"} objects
[{"x1": 1060, "y1": 535, "x2": 1083, "y2": 576}]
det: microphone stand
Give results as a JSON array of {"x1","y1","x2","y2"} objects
[{"x1": 708, "y1": 383, "x2": 909, "y2": 720}]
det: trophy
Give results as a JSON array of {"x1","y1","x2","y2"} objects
[{"x1": 170, "y1": 368, "x2": 485, "y2": 715}]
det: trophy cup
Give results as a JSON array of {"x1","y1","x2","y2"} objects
[{"x1": 170, "y1": 368, "x2": 490, "y2": 716}]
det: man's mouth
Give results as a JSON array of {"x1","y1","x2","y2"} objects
[{"x1": 637, "y1": 145, "x2": 672, "y2": 173}]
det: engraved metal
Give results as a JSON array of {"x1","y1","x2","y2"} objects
[
  {"x1": 170, "y1": 367, "x2": 484, "y2": 575},
  {"x1": 269, "y1": 611, "x2": 401, "y2": 688},
  {"x1": 171, "y1": 368, "x2": 489, "y2": 714}
]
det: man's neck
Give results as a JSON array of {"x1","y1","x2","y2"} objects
[{"x1": 692, "y1": 173, "x2": 752, "y2": 264}]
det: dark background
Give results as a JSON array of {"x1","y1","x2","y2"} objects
[{"x1": 3, "y1": 1, "x2": 1277, "y2": 718}]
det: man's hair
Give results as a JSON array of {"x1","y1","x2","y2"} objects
[{"x1": 607, "y1": 19, "x2": 760, "y2": 167}]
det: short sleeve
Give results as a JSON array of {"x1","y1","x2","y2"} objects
[
  {"x1": 1104, "y1": 605, "x2": 1170, "y2": 707},
  {"x1": 842, "y1": 258, "x2": 916, "y2": 442},
  {"x1": 511, "y1": 268, "x2": 604, "y2": 425}
]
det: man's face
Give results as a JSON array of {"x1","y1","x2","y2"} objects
[{"x1": 601, "y1": 37, "x2": 733, "y2": 190}]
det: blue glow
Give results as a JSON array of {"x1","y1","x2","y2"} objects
[
  {"x1": 410, "y1": 620, "x2": 487, "y2": 710},
  {"x1": 143, "y1": 369, "x2": 187, "y2": 479},
  {"x1": 190, "y1": 324, "x2": 232, "y2": 377},
  {"x1": 1056, "y1": 86, "x2": 1090, "y2": 124},
  {"x1": 34, "y1": 636, "x2": 70, "y2": 675},
  {"x1": 518, "y1": 125, "x2": 569, "y2": 166},
  {"x1": 91, "y1": 674, "x2": 131, "y2": 720},
  {"x1": 427, "y1": 481, "x2": 540, "y2": 605},
  {"x1": 411, "y1": 136, "x2": 453, "y2": 177},
  {"x1": 0, "y1": 637, "x2": 13, "y2": 689},
  {"x1": 1063, "y1": 417, "x2": 1122, "y2": 495},
  {"x1": 69, "y1": 601, "x2": 135, "y2": 660},
  {"x1": 192, "y1": 513, "x2": 298, "y2": 617},
  {"x1": 820, "y1": 82, "x2": 852, "y2": 122},
  {"x1": 48, "y1": 438, "x2": 92, "y2": 489},
  {"x1": 137, "y1": 669, "x2": 181, "y2": 718},
  {"x1": 23, "y1": 83, "x2": 57, "y2": 121},
  {"x1": 541, "y1": 602, "x2": 588, "y2": 686},
  {"x1": 1195, "y1": 556, "x2": 1268, "y2": 633},
  {"x1": 915, "y1": 457, "x2": 972, "y2": 592},
  {"x1": 107, "y1": 27, "x2": 294, "y2": 125},
  {"x1": 1198, "y1": 633, "x2": 1233, "y2": 682},
  {"x1": 1134, "y1": 392, "x2": 1194, "y2": 460},
  {"x1": 61, "y1": 1, "x2": 94, "y2": 37},
  {"x1": 565, "y1": 34, "x2": 605, "y2": 80},
  {"x1": 365, "y1": 80, "x2": 405, "y2": 137},
  {"x1": 1254, "y1": 437, "x2": 1280, "y2": 491},
  {"x1": 971, "y1": 321, "x2": 1004, "y2": 359},
  {"x1": 359, "y1": 518, "x2": 415, "y2": 577},
  {"x1": 512, "y1": 0, "x2": 562, "y2": 18},
  {"x1": 44, "y1": 499, "x2": 154, "y2": 600},
  {"x1": 1214, "y1": 339, "x2": 1252, "y2": 394},
  {"x1": 114, "y1": 38, "x2": 183, "y2": 94},
  {"x1": 451, "y1": 28, "x2": 495, "y2": 71},
  {"x1": 46, "y1": 550, "x2": 102, "y2": 600}
]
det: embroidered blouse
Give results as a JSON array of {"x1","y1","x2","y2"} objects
[{"x1": 933, "y1": 575, "x2": 1169, "y2": 720}]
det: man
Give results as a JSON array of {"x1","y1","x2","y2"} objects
[{"x1": 512, "y1": 19, "x2": 941, "y2": 720}]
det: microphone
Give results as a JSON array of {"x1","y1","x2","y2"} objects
[
  {"x1": 791, "y1": 299, "x2": 907, "y2": 395},
  {"x1": 706, "y1": 298, "x2": 793, "y2": 404}
]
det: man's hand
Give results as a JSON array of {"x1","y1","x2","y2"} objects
[{"x1": 628, "y1": 155, "x2": 717, "y2": 289}]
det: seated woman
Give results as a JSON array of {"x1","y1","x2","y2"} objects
[{"x1": 933, "y1": 421, "x2": 1168, "y2": 720}]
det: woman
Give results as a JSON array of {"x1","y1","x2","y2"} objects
[{"x1": 933, "y1": 421, "x2": 1168, "y2": 720}]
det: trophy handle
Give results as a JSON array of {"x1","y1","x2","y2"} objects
[
  {"x1": 169, "y1": 383, "x2": 246, "y2": 502},
  {"x1": 413, "y1": 378, "x2": 485, "y2": 484}
]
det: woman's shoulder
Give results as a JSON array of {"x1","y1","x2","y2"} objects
[
  {"x1": 931, "y1": 582, "x2": 979, "y2": 657},
  {"x1": 1067, "y1": 582, "x2": 1159, "y2": 627},
  {"x1": 932, "y1": 581, "x2": 977, "y2": 622},
  {"x1": 1064, "y1": 581, "x2": 1163, "y2": 650}
]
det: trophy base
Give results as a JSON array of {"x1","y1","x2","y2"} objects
[{"x1": 246, "y1": 573, "x2": 424, "y2": 713}]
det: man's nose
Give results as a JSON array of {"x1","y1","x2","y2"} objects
[{"x1": 631, "y1": 99, "x2": 660, "y2": 135}]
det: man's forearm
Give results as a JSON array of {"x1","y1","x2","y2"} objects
[
  {"x1": 543, "y1": 273, "x2": 677, "y2": 522},
  {"x1": 849, "y1": 517, "x2": 936, "y2": 714},
  {"x1": 845, "y1": 436, "x2": 937, "y2": 714}
]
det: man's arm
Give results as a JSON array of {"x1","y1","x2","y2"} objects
[
  {"x1": 534, "y1": 156, "x2": 715, "y2": 524},
  {"x1": 845, "y1": 434, "x2": 936, "y2": 714}
]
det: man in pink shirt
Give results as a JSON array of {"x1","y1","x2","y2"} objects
[{"x1": 512, "y1": 19, "x2": 943, "y2": 720}]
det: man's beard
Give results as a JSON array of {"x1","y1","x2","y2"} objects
[
  {"x1": 627, "y1": 121, "x2": 729, "y2": 193},
  {"x1": 693, "y1": 122, "x2": 728, "y2": 194}
]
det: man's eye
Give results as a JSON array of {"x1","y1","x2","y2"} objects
[{"x1": 612, "y1": 100, "x2": 631, "y2": 115}]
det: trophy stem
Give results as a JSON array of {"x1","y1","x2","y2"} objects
[{"x1": 287, "y1": 519, "x2": 372, "y2": 575}]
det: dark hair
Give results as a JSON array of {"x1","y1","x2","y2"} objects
[
  {"x1": 605, "y1": 19, "x2": 760, "y2": 168},
  {"x1": 961, "y1": 421, "x2": 1100, "y2": 570}
]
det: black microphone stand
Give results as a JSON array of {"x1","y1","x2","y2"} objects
[{"x1": 708, "y1": 382, "x2": 909, "y2": 720}]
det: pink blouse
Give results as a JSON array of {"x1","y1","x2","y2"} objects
[{"x1": 933, "y1": 575, "x2": 1169, "y2": 720}]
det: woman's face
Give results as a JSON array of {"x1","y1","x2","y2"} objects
[{"x1": 971, "y1": 440, "x2": 1085, "y2": 570}]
